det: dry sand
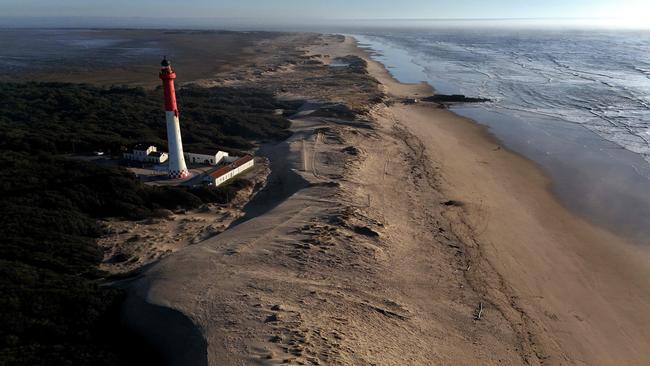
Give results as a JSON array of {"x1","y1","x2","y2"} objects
[
  {"x1": 122, "y1": 34, "x2": 650, "y2": 366},
  {"x1": 100, "y1": 161, "x2": 269, "y2": 275}
]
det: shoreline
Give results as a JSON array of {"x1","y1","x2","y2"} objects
[
  {"x1": 354, "y1": 33, "x2": 650, "y2": 246},
  {"x1": 345, "y1": 35, "x2": 650, "y2": 364}
]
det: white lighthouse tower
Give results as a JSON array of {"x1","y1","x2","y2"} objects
[{"x1": 160, "y1": 57, "x2": 189, "y2": 179}]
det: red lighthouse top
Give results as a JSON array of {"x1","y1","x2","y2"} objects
[{"x1": 159, "y1": 57, "x2": 178, "y2": 114}]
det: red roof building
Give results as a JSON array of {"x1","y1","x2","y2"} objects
[{"x1": 206, "y1": 155, "x2": 255, "y2": 186}]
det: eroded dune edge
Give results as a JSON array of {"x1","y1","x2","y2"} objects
[{"x1": 123, "y1": 34, "x2": 650, "y2": 366}]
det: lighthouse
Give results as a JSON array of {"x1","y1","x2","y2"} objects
[{"x1": 159, "y1": 57, "x2": 189, "y2": 179}]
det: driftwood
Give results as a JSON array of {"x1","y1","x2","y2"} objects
[{"x1": 474, "y1": 302, "x2": 484, "y2": 320}]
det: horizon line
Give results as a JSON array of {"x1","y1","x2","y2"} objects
[{"x1": 0, "y1": 15, "x2": 628, "y2": 21}]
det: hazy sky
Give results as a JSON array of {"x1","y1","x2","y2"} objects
[{"x1": 2, "y1": 0, "x2": 649, "y2": 27}]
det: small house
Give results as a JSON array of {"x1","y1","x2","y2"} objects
[{"x1": 123, "y1": 145, "x2": 168, "y2": 164}]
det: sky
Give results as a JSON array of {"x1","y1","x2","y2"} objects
[{"x1": 2, "y1": 0, "x2": 649, "y2": 28}]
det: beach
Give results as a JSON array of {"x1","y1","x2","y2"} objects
[
  {"x1": 332, "y1": 36, "x2": 650, "y2": 364},
  {"x1": 115, "y1": 33, "x2": 650, "y2": 365}
]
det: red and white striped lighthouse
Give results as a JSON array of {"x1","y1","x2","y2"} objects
[{"x1": 160, "y1": 57, "x2": 189, "y2": 179}]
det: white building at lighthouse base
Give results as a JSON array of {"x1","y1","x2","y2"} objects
[{"x1": 123, "y1": 144, "x2": 168, "y2": 164}]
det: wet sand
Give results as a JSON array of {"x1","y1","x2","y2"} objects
[
  {"x1": 0, "y1": 29, "x2": 284, "y2": 86},
  {"x1": 453, "y1": 105, "x2": 650, "y2": 245}
]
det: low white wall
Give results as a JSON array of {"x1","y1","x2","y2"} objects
[{"x1": 123, "y1": 152, "x2": 168, "y2": 163}]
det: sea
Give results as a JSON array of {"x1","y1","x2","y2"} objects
[{"x1": 353, "y1": 28, "x2": 650, "y2": 243}]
